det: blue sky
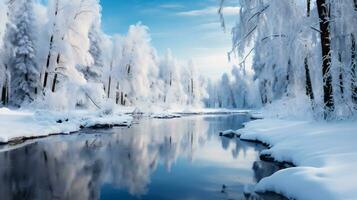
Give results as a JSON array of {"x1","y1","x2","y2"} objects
[{"x1": 100, "y1": 0, "x2": 240, "y2": 79}]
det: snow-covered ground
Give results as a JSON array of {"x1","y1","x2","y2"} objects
[
  {"x1": 170, "y1": 108, "x2": 251, "y2": 115},
  {"x1": 0, "y1": 108, "x2": 132, "y2": 143},
  {"x1": 237, "y1": 118, "x2": 357, "y2": 200},
  {"x1": 0, "y1": 107, "x2": 250, "y2": 143}
]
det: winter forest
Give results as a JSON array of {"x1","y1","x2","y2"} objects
[
  {"x1": 0, "y1": 0, "x2": 357, "y2": 200},
  {"x1": 214, "y1": 0, "x2": 357, "y2": 119},
  {"x1": 0, "y1": 0, "x2": 206, "y2": 111},
  {"x1": 0, "y1": 0, "x2": 356, "y2": 120}
]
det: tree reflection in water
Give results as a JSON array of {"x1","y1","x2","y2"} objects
[{"x1": 0, "y1": 114, "x2": 282, "y2": 200}]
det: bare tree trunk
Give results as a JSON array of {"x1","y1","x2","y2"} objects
[
  {"x1": 51, "y1": 73, "x2": 57, "y2": 92},
  {"x1": 316, "y1": 0, "x2": 335, "y2": 118},
  {"x1": 169, "y1": 72, "x2": 172, "y2": 86},
  {"x1": 43, "y1": 36, "x2": 53, "y2": 89},
  {"x1": 127, "y1": 64, "x2": 131, "y2": 75},
  {"x1": 43, "y1": 0, "x2": 59, "y2": 90},
  {"x1": 1, "y1": 65, "x2": 7, "y2": 105},
  {"x1": 351, "y1": 34, "x2": 357, "y2": 105},
  {"x1": 107, "y1": 76, "x2": 111, "y2": 99},
  {"x1": 304, "y1": 57, "x2": 315, "y2": 101},
  {"x1": 1, "y1": 86, "x2": 5, "y2": 105},
  {"x1": 2, "y1": 81, "x2": 9, "y2": 106},
  {"x1": 115, "y1": 82, "x2": 119, "y2": 104},
  {"x1": 354, "y1": 0, "x2": 357, "y2": 11},
  {"x1": 56, "y1": 53, "x2": 60, "y2": 64},
  {"x1": 107, "y1": 59, "x2": 114, "y2": 99},
  {"x1": 43, "y1": 72, "x2": 48, "y2": 88},
  {"x1": 338, "y1": 53, "x2": 344, "y2": 99},
  {"x1": 1, "y1": 81, "x2": 8, "y2": 105},
  {"x1": 2, "y1": 65, "x2": 9, "y2": 105},
  {"x1": 51, "y1": 52, "x2": 61, "y2": 93},
  {"x1": 307, "y1": 0, "x2": 311, "y2": 17},
  {"x1": 120, "y1": 92, "x2": 124, "y2": 105},
  {"x1": 116, "y1": 92, "x2": 119, "y2": 104}
]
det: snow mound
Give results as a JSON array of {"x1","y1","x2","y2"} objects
[
  {"x1": 150, "y1": 112, "x2": 181, "y2": 119},
  {"x1": 0, "y1": 108, "x2": 132, "y2": 143},
  {"x1": 239, "y1": 118, "x2": 357, "y2": 200},
  {"x1": 81, "y1": 113, "x2": 132, "y2": 128},
  {"x1": 249, "y1": 112, "x2": 264, "y2": 120}
]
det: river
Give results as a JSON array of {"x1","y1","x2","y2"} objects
[{"x1": 0, "y1": 114, "x2": 286, "y2": 200}]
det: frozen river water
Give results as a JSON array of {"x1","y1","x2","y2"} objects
[{"x1": 0, "y1": 114, "x2": 286, "y2": 200}]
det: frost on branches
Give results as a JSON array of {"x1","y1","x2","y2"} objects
[
  {"x1": 0, "y1": 0, "x2": 208, "y2": 111},
  {"x1": 3, "y1": 0, "x2": 39, "y2": 106},
  {"x1": 219, "y1": 0, "x2": 357, "y2": 119}
]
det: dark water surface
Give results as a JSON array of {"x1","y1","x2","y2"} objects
[{"x1": 0, "y1": 114, "x2": 284, "y2": 200}]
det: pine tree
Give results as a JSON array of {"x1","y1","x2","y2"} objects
[{"x1": 6, "y1": 0, "x2": 39, "y2": 106}]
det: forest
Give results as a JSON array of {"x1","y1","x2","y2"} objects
[
  {"x1": 212, "y1": 0, "x2": 357, "y2": 120},
  {"x1": 0, "y1": 0, "x2": 206, "y2": 111},
  {"x1": 0, "y1": 0, "x2": 357, "y2": 200},
  {"x1": 0, "y1": 0, "x2": 356, "y2": 121}
]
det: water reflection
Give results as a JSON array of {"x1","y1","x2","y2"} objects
[{"x1": 0, "y1": 114, "x2": 280, "y2": 200}]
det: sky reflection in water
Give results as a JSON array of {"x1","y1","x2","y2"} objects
[{"x1": 0, "y1": 114, "x2": 281, "y2": 200}]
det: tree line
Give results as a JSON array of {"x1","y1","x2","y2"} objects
[{"x1": 0, "y1": 0, "x2": 206, "y2": 110}]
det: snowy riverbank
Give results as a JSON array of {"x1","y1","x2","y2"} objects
[
  {"x1": 0, "y1": 107, "x2": 251, "y2": 144},
  {"x1": 237, "y1": 118, "x2": 357, "y2": 200},
  {"x1": 0, "y1": 108, "x2": 132, "y2": 143}
]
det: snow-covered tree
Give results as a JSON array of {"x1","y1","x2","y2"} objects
[
  {"x1": 181, "y1": 60, "x2": 206, "y2": 107},
  {"x1": 40, "y1": 0, "x2": 101, "y2": 109},
  {"x1": 114, "y1": 24, "x2": 160, "y2": 106},
  {"x1": 220, "y1": 0, "x2": 357, "y2": 118},
  {"x1": 0, "y1": 0, "x2": 209, "y2": 110},
  {"x1": 158, "y1": 49, "x2": 187, "y2": 107},
  {"x1": 0, "y1": 1, "x2": 9, "y2": 105},
  {"x1": 75, "y1": 19, "x2": 107, "y2": 109},
  {"x1": 205, "y1": 65, "x2": 260, "y2": 109},
  {"x1": 220, "y1": 73, "x2": 235, "y2": 108},
  {"x1": 80, "y1": 21, "x2": 105, "y2": 83},
  {"x1": 4, "y1": 0, "x2": 40, "y2": 106},
  {"x1": 0, "y1": 1, "x2": 7, "y2": 49}
]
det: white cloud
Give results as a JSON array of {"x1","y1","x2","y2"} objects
[
  {"x1": 193, "y1": 50, "x2": 238, "y2": 80},
  {"x1": 177, "y1": 6, "x2": 239, "y2": 17},
  {"x1": 221, "y1": 6, "x2": 241, "y2": 15}
]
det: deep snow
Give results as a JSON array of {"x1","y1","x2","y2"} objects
[
  {"x1": 0, "y1": 108, "x2": 132, "y2": 143},
  {"x1": 237, "y1": 118, "x2": 357, "y2": 200}
]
